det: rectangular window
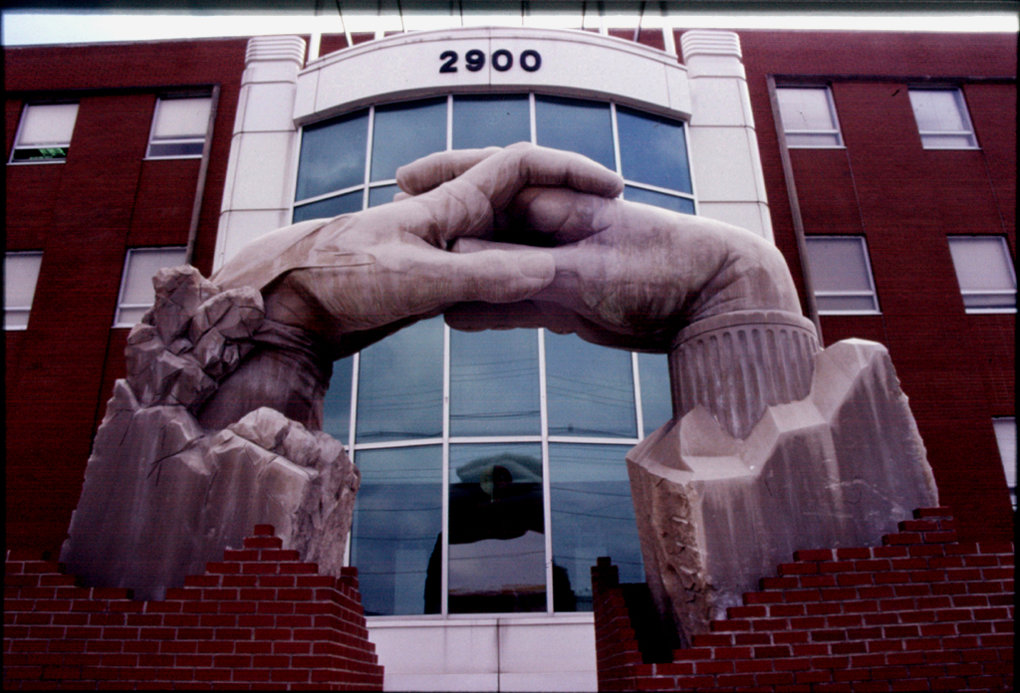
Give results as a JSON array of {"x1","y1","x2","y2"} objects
[
  {"x1": 908, "y1": 88, "x2": 978, "y2": 149},
  {"x1": 804, "y1": 236, "x2": 880, "y2": 314},
  {"x1": 114, "y1": 247, "x2": 187, "y2": 327},
  {"x1": 947, "y1": 236, "x2": 1016, "y2": 313},
  {"x1": 776, "y1": 86, "x2": 843, "y2": 148},
  {"x1": 146, "y1": 96, "x2": 212, "y2": 158},
  {"x1": 9, "y1": 103, "x2": 78, "y2": 163},
  {"x1": 4, "y1": 251, "x2": 43, "y2": 330},
  {"x1": 993, "y1": 417, "x2": 1016, "y2": 510}
]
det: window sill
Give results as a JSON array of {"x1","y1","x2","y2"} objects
[{"x1": 7, "y1": 159, "x2": 67, "y2": 165}]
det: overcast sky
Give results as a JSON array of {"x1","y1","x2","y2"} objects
[{"x1": 3, "y1": 6, "x2": 1017, "y2": 46}]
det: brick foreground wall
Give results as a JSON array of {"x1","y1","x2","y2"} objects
[
  {"x1": 592, "y1": 508, "x2": 1014, "y2": 692},
  {"x1": 3, "y1": 526, "x2": 383, "y2": 690}
]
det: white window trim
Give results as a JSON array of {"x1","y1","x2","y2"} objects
[
  {"x1": 909, "y1": 87, "x2": 979, "y2": 150},
  {"x1": 776, "y1": 85, "x2": 845, "y2": 150},
  {"x1": 8, "y1": 102, "x2": 78, "y2": 165},
  {"x1": 948, "y1": 235, "x2": 1017, "y2": 314},
  {"x1": 806, "y1": 236, "x2": 881, "y2": 315}
]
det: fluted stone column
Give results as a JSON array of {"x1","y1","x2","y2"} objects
[{"x1": 214, "y1": 35, "x2": 306, "y2": 271}]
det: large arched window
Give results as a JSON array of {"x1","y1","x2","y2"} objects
[{"x1": 294, "y1": 93, "x2": 694, "y2": 616}]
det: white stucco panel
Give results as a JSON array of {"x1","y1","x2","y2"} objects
[{"x1": 296, "y1": 27, "x2": 690, "y2": 123}]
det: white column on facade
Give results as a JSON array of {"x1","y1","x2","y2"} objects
[
  {"x1": 681, "y1": 30, "x2": 773, "y2": 242},
  {"x1": 214, "y1": 35, "x2": 306, "y2": 271}
]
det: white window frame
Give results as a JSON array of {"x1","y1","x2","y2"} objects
[
  {"x1": 804, "y1": 236, "x2": 881, "y2": 315},
  {"x1": 4, "y1": 251, "x2": 44, "y2": 330},
  {"x1": 775, "y1": 86, "x2": 844, "y2": 149},
  {"x1": 145, "y1": 96, "x2": 212, "y2": 160},
  {"x1": 908, "y1": 87, "x2": 979, "y2": 150},
  {"x1": 113, "y1": 247, "x2": 188, "y2": 328},
  {"x1": 8, "y1": 102, "x2": 79, "y2": 164},
  {"x1": 993, "y1": 417, "x2": 1016, "y2": 510},
  {"x1": 947, "y1": 236, "x2": 1017, "y2": 314}
]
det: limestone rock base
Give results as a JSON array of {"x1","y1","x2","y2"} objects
[{"x1": 628, "y1": 338, "x2": 938, "y2": 645}]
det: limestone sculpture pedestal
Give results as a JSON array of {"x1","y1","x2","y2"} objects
[{"x1": 627, "y1": 311, "x2": 938, "y2": 644}]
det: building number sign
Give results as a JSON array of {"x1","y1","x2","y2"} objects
[{"x1": 439, "y1": 49, "x2": 542, "y2": 73}]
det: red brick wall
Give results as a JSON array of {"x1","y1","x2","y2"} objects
[
  {"x1": 3, "y1": 526, "x2": 383, "y2": 691},
  {"x1": 592, "y1": 508, "x2": 1014, "y2": 692}
]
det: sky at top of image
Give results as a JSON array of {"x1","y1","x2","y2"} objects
[{"x1": 2, "y1": 4, "x2": 1018, "y2": 46}]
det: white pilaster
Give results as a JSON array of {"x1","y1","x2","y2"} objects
[
  {"x1": 214, "y1": 35, "x2": 306, "y2": 271},
  {"x1": 681, "y1": 30, "x2": 773, "y2": 241}
]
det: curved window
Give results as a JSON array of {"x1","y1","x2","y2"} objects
[{"x1": 295, "y1": 93, "x2": 694, "y2": 616}]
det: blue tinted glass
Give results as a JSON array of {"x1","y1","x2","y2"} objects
[
  {"x1": 452, "y1": 95, "x2": 530, "y2": 149},
  {"x1": 292, "y1": 190, "x2": 363, "y2": 222},
  {"x1": 624, "y1": 186, "x2": 696, "y2": 214},
  {"x1": 371, "y1": 98, "x2": 447, "y2": 182},
  {"x1": 450, "y1": 329, "x2": 541, "y2": 437},
  {"x1": 351, "y1": 445, "x2": 442, "y2": 615},
  {"x1": 638, "y1": 352, "x2": 673, "y2": 435},
  {"x1": 296, "y1": 110, "x2": 368, "y2": 201},
  {"x1": 535, "y1": 96, "x2": 615, "y2": 170},
  {"x1": 545, "y1": 332, "x2": 637, "y2": 438},
  {"x1": 617, "y1": 107, "x2": 691, "y2": 193},
  {"x1": 322, "y1": 357, "x2": 354, "y2": 445},
  {"x1": 448, "y1": 443, "x2": 546, "y2": 613},
  {"x1": 356, "y1": 317, "x2": 443, "y2": 442},
  {"x1": 549, "y1": 443, "x2": 643, "y2": 611},
  {"x1": 367, "y1": 184, "x2": 400, "y2": 208}
]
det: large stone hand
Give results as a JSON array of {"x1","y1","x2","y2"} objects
[
  {"x1": 396, "y1": 147, "x2": 802, "y2": 353},
  {"x1": 210, "y1": 142, "x2": 623, "y2": 355}
]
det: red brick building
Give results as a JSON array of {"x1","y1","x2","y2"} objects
[{"x1": 5, "y1": 22, "x2": 1015, "y2": 691}]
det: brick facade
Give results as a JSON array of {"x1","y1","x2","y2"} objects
[
  {"x1": 3, "y1": 526, "x2": 383, "y2": 690},
  {"x1": 592, "y1": 508, "x2": 1014, "y2": 692}
]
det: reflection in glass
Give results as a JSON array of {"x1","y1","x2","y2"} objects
[
  {"x1": 638, "y1": 353, "x2": 673, "y2": 434},
  {"x1": 351, "y1": 446, "x2": 442, "y2": 615},
  {"x1": 295, "y1": 110, "x2": 368, "y2": 201},
  {"x1": 549, "y1": 443, "x2": 643, "y2": 610},
  {"x1": 371, "y1": 98, "x2": 447, "y2": 181},
  {"x1": 356, "y1": 317, "x2": 443, "y2": 442},
  {"x1": 546, "y1": 332, "x2": 637, "y2": 438},
  {"x1": 535, "y1": 96, "x2": 615, "y2": 170},
  {"x1": 323, "y1": 356, "x2": 354, "y2": 444},
  {"x1": 452, "y1": 95, "x2": 530, "y2": 149},
  {"x1": 368, "y1": 184, "x2": 400, "y2": 208},
  {"x1": 623, "y1": 186, "x2": 696, "y2": 214},
  {"x1": 292, "y1": 190, "x2": 363, "y2": 222},
  {"x1": 447, "y1": 443, "x2": 546, "y2": 613},
  {"x1": 617, "y1": 107, "x2": 691, "y2": 194},
  {"x1": 450, "y1": 329, "x2": 541, "y2": 437}
]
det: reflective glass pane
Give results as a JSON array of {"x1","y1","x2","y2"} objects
[
  {"x1": 356, "y1": 316, "x2": 443, "y2": 442},
  {"x1": 921, "y1": 134, "x2": 977, "y2": 149},
  {"x1": 450, "y1": 328, "x2": 540, "y2": 437},
  {"x1": 368, "y1": 184, "x2": 400, "y2": 208},
  {"x1": 292, "y1": 190, "x2": 363, "y2": 222},
  {"x1": 296, "y1": 110, "x2": 368, "y2": 201},
  {"x1": 448, "y1": 443, "x2": 546, "y2": 613},
  {"x1": 638, "y1": 352, "x2": 673, "y2": 434},
  {"x1": 351, "y1": 445, "x2": 442, "y2": 615},
  {"x1": 452, "y1": 95, "x2": 530, "y2": 149},
  {"x1": 322, "y1": 357, "x2": 354, "y2": 445},
  {"x1": 546, "y1": 331, "x2": 637, "y2": 438},
  {"x1": 146, "y1": 141, "x2": 205, "y2": 158},
  {"x1": 815, "y1": 294, "x2": 880, "y2": 313},
  {"x1": 617, "y1": 107, "x2": 691, "y2": 193},
  {"x1": 549, "y1": 443, "x2": 643, "y2": 611},
  {"x1": 371, "y1": 98, "x2": 447, "y2": 181},
  {"x1": 535, "y1": 96, "x2": 615, "y2": 170},
  {"x1": 623, "y1": 186, "x2": 696, "y2": 214},
  {"x1": 961, "y1": 292, "x2": 1016, "y2": 311}
]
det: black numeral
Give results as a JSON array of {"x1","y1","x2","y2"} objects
[
  {"x1": 439, "y1": 49, "x2": 542, "y2": 74},
  {"x1": 439, "y1": 50, "x2": 458, "y2": 73},
  {"x1": 465, "y1": 49, "x2": 486, "y2": 72},
  {"x1": 520, "y1": 49, "x2": 541, "y2": 72},
  {"x1": 492, "y1": 49, "x2": 513, "y2": 71}
]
